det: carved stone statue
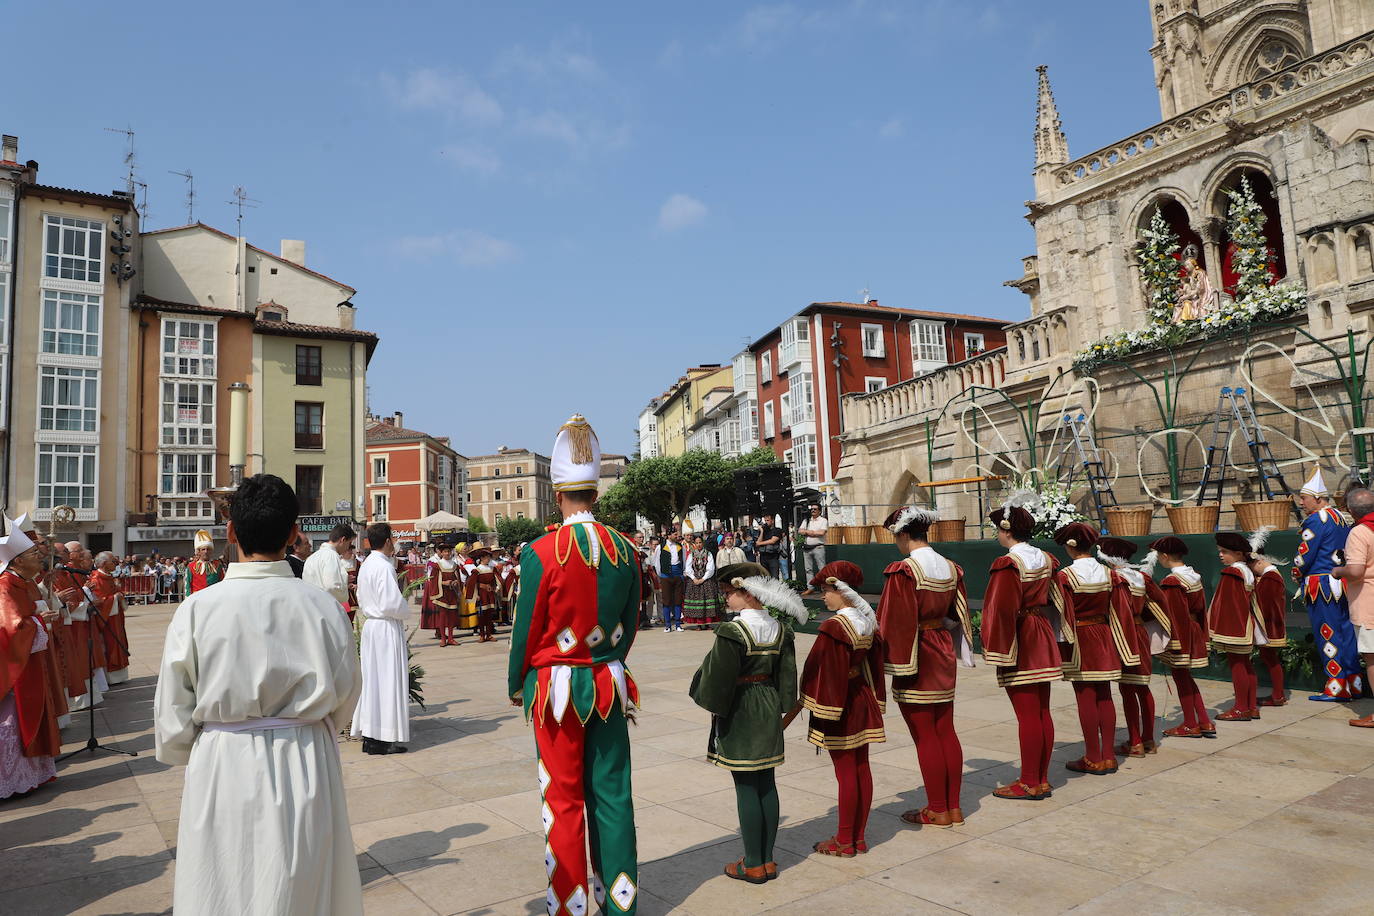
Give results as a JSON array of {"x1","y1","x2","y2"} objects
[{"x1": 1173, "y1": 246, "x2": 1218, "y2": 322}]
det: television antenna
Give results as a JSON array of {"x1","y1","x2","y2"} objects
[
  {"x1": 227, "y1": 185, "x2": 259, "y2": 237},
  {"x1": 103, "y1": 126, "x2": 138, "y2": 195},
  {"x1": 170, "y1": 169, "x2": 195, "y2": 223},
  {"x1": 134, "y1": 180, "x2": 149, "y2": 223}
]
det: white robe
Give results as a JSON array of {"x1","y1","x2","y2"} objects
[
  {"x1": 302, "y1": 541, "x2": 351, "y2": 607},
  {"x1": 154, "y1": 560, "x2": 363, "y2": 916},
  {"x1": 351, "y1": 551, "x2": 411, "y2": 743}
]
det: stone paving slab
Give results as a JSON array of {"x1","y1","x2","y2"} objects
[{"x1": 0, "y1": 600, "x2": 1370, "y2": 915}]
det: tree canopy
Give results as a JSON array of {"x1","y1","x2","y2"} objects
[
  {"x1": 599, "y1": 447, "x2": 781, "y2": 531},
  {"x1": 466, "y1": 514, "x2": 491, "y2": 533},
  {"x1": 495, "y1": 515, "x2": 544, "y2": 548}
]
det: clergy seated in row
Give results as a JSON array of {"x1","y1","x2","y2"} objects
[{"x1": 155, "y1": 473, "x2": 364, "y2": 916}]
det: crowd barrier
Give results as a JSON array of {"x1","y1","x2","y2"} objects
[{"x1": 119, "y1": 574, "x2": 160, "y2": 604}]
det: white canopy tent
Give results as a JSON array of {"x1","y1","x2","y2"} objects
[{"x1": 414, "y1": 511, "x2": 470, "y2": 534}]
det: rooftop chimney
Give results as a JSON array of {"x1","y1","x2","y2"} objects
[
  {"x1": 393, "y1": 411, "x2": 404, "y2": 428},
  {"x1": 337, "y1": 300, "x2": 355, "y2": 330},
  {"x1": 280, "y1": 239, "x2": 306, "y2": 265},
  {"x1": 1, "y1": 135, "x2": 16, "y2": 162}
]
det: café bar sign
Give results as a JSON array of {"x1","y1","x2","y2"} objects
[
  {"x1": 127, "y1": 525, "x2": 227, "y2": 542},
  {"x1": 299, "y1": 515, "x2": 357, "y2": 533}
]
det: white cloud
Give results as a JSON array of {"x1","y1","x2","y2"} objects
[
  {"x1": 391, "y1": 230, "x2": 518, "y2": 267},
  {"x1": 516, "y1": 110, "x2": 630, "y2": 153},
  {"x1": 657, "y1": 194, "x2": 708, "y2": 233},
  {"x1": 878, "y1": 116, "x2": 905, "y2": 139},
  {"x1": 381, "y1": 68, "x2": 503, "y2": 123},
  {"x1": 440, "y1": 143, "x2": 501, "y2": 175},
  {"x1": 724, "y1": 4, "x2": 801, "y2": 50},
  {"x1": 496, "y1": 44, "x2": 606, "y2": 82},
  {"x1": 657, "y1": 38, "x2": 684, "y2": 69}
]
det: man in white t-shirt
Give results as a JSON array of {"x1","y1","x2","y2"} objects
[{"x1": 798, "y1": 505, "x2": 829, "y2": 593}]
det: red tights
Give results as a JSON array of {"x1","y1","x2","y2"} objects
[
  {"x1": 1257, "y1": 647, "x2": 1285, "y2": 700},
  {"x1": 1005, "y1": 683, "x2": 1053, "y2": 787},
  {"x1": 1227, "y1": 653, "x2": 1257, "y2": 710},
  {"x1": 1118, "y1": 684, "x2": 1155, "y2": 746},
  {"x1": 1170, "y1": 669, "x2": 1210, "y2": 728},
  {"x1": 1073, "y1": 683, "x2": 1117, "y2": 764},
  {"x1": 899, "y1": 702, "x2": 963, "y2": 814},
  {"x1": 828, "y1": 746, "x2": 872, "y2": 846}
]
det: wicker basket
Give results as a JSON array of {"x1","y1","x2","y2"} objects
[
  {"x1": 841, "y1": 526, "x2": 869, "y2": 545},
  {"x1": 929, "y1": 518, "x2": 966, "y2": 543},
  {"x1": 825, "y1": 526, "x2": 845, "y2": 545},
  {"x1": 1233, "y1": 499, "x2": 1293, "y2": 531},
  {"x1": 869, "y1": 524, "x2": 895, "y2": 544},
  {"x1": 1165, "y1": 504, "x2": 1220, "y2": 534},
  {"x1": 1104, "y1": 506, "x2": 1153, "y2": 537}
]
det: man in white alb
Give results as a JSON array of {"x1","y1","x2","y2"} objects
[
  {"x1": 154, "y1": 474, "x2": 363, "y2": 916},
  {"x1": 303, "y1": 522, "x2": 355, "y2": 610},
  {"x1": 352, "y1": 521, "x2": 411, "y2": 755}
]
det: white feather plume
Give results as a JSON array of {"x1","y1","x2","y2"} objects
[
  {"x1": 740, "y1": 575, "x2": 808, "y2": 627},
  {"x1": 888, "y1": 505, "x2": 940, "y2": 534},
  {"x1": 830, "y1": 579, "x2": 877, "y2": 631},
  {"x1": 1247, "y1": 525, "x2": 1275, "y2": 554},
  {"x1": 1095, "y1": 545, "x2": 1131, "y2": 569},
  {"x1": 1138, "y1": 549, "x2": 1159, "y2": 577}
]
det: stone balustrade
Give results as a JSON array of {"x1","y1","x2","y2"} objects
[
  {"x1": 1053, "y1": 32, "x2": 1374, "y2": 190},
  {"x1": 1004, "y1": 307, "x2": 1075, "y2": 373},
  {"x1": 846, "y1": 347, "x2": 1009, "y2": 430}
]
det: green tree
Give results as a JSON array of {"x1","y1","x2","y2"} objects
[
  {"x1": 596, "y1": 482, "x2": 640, "y2": 534},
  {"x1": 495, "y1": 515, "x2": 544, "y2": 548},
  {"x1": 466, "y1": 514, "x2": 491, "y2": 533}
]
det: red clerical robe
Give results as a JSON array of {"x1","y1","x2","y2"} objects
[
  {"x1": 0, "y1": 570, "x2": 63, "y2": 758},
  {"x1": 878, "y1": 553, "x2": 971, "y2": 704},
  {"x1": 981, "y1": 547, "x2": 1065, "y2": 687},
  {"x1": 800, "y1": 613, "x2": 886, "y2": 750},
  {"x1": 1253, "y1": 565, "x2": 1288, "y2": 647},
  {"x1": 49, "y1": 568, "x2": 103, "y2": 699},
  {"x1": 87, "y1": 570, "x2": 131, "y2": 674},
  {"x1": 1209, "y1": 564, "x2": 1260, "y2": 653},
  {"x1": 1158, "y1": 567, "x2": 1209, "y2": 668}
]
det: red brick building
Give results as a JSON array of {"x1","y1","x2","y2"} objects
[
  {"x1": 364, "y1": 413, "x2": 465, "y2": 544},
  {"x1": 750, "y1": 300, "x2": 1007, "y2": 489}
]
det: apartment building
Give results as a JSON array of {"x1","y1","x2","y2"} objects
[
  {"x1": 652, "y1": 365, "x2": 733, "y2": 458},
  {"x1": 466, "y1": 447, "x2": 553, "y2": 525},
  {"x1": 363, "y1": 412, "x2": 465, "y2": 544}
]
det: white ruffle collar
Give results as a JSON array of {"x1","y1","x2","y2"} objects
[{"x1": 909, "y1": 546, "x2": 951, "y2": 579}]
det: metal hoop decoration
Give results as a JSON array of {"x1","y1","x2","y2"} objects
[{"x1": 1135, "y1": 427, "x2": 1208, "y2": 506}]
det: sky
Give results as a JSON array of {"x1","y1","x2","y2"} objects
[{"x1": 8, "y1": 0, "x2": 1164, "y2": 456}]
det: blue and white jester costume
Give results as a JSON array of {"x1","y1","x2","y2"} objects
[{"x1": 1293, "y1": 468, "x2": 1362, "y2": 701}]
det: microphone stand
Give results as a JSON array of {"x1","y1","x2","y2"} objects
[{"x1": 57, "y1": 570, "x2": 136, "y2": 761}]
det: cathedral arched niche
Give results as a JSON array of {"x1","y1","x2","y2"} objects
[
  {"x1": 1207, "y1": 164, "x2": 1287, "y2": 294},
  {"x1": 1129, "y1": 191, "x2": 1206, "y2": 314}
]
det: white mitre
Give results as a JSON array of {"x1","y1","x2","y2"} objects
[
  {"x1": 551, "y1": 414, "x2": 601, "y2": 493},
  {"x1": 0, "y1": 514, "x2": 38, "y2": 572},
  {"x1": 1300, "y1": 466, "x2": 1329, "y2": 498}
]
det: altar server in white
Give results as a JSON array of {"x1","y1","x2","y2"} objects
[
  {"x1": 351, "y1": 521, "x2": 412, "y2": 754},
  {"x1": 154, "y1": 474, "x2": 363, "y2": 916}
]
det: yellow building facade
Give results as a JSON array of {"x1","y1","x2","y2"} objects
[{"x1": 653, "y1": 365, "x2": 732, "y2": 457}]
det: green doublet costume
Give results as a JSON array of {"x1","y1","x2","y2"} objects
[{"x1": 689, "y1": 616, "x2": 797, "y2": 771}]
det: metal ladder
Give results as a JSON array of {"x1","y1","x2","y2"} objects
[
  {"x1": 1059, "y1": 413, "x2": 1118, "y2": 529},
  {"x1": 1196, "y1": 387, "x2": 1294, "y2": 505}
]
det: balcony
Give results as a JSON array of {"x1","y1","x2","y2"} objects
[
  {"x1": 1004, "y1": 306, "x2": 1075, "y2": 374},
  {"x1": 846, "y1": 347, "x2": 1009, "y2": 431}
]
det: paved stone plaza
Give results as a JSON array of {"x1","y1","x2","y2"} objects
[{"x1": 1, "y1": 600, "x2": 1371, "y2": 915}]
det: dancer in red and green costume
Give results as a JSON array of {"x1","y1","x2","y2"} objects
[{"x1": 509, "y1": 414, "x2": 642, "y2": 916}]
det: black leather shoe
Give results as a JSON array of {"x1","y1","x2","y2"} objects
[{"x1": 387, "y1": 744, "x2": 409, "y2": 755}]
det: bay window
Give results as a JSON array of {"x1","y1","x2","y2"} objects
[
  {"x1": 41, "y1": 290, "x2": 101, "y2": 357},
  {"x1": 37, "y1": 443, "x2": 97, "y2": 509},
  {"x1": 39, "y1": 366, "x2": 99, "y2": 432},
  {"x1": 160, "y1": 452, "x2": 214, "y2": 497},
  {"x1": 44, "y1": 215, "x2": 104, "y2": 283},
  {"x1": 162, "y1": 381, "x2": 216, "y2": 447},
  {"x1": 162, "y1": 319, "x2": 217, "y2": 377}
]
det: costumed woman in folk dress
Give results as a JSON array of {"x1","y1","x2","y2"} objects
[
  {"x1": 878, "y1": 506, "x2": 973, "y2": 827},
  {"x1": 465, "y1": 546, "x2": 502, "y2": 643},
  {"x1": 689, "y1": 562, "x2": 802, "y2": 885},
  {"x1": 791, "y1": 561, "x2": 885, "y2": 856},
  {"x1": 1152, "y1": 537, "x2": 1215, "y2": 738},
  {"x1": 981, "y1": 504, "x2": 1065, "y2": 801},
  {"x1": 683, "y1": 536, "x2": 721, "y2": 630},
  {"x1": 1097, "y1": 537, "x2": 1169, "y2": 757},
  {"x1": 1249, "y1": 527, "x2": 1290, "y2": 707},
  {"x1": 0, "y1": 515, "x2": 64, "y2": 800},
  {"x1": 1055, "y1": 522, "x2": 1138, "y2": 775},
  {"x1": 1210, "y1": 532, "x2": 1266, "y2": 721},
  {"x1": 421, "y1": 544, "x2": 463, "y2": 647}
]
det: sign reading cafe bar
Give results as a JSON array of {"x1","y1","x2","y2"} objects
[{"x1": 298, "y1": 515, "x2": 357, "y2": 534}]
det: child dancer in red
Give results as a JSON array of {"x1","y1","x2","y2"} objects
[
  {"x1": 1248, "y1": 527, "x2": 1289, "y2": 707},
  {"x1": 1151, "y1": 537, "x2": 1214, "y2": 738},
  {"x1": 1097, "y1": 537, "x2": 1166, "y2": 756},
  {"x1": 1055, "y1": 523, "x2": 1137, "y2": 775},
  {"x1": 981, "y1": 505, "x2": 1064, "y2": 800},
  {"x1": 796, "y1": 561, "x2": 886, "y2": 855},
  {"x1": 1210, "y1": 532, "x2": 1262, "y2": 721},
  {"x1": 876, "y1": 506, "x2": 972, "y2": 828}
]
